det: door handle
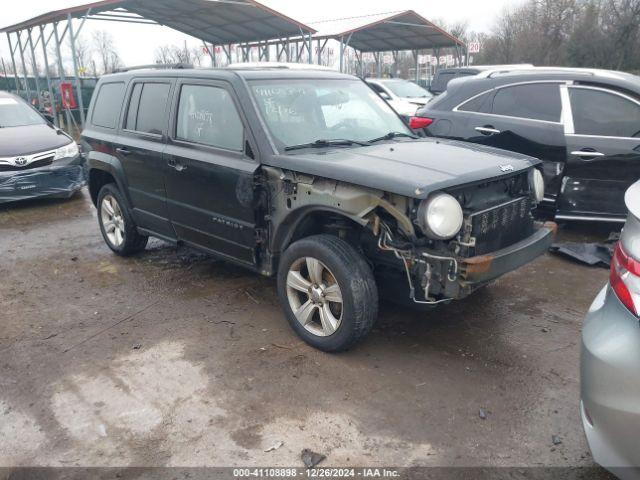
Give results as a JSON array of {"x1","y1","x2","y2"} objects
[
  {"x1": 115, "y1": 147, "x2": 131, "y2": 156},
  {"x1": 475, "y1": 126, "x2": 501, "y2": 135},
  {"x1": 167, "y1": 158, "x2": 187, "y2": 172},
  {"x1": 570, "y1": 150, "x2": 605, "y2": 159}
]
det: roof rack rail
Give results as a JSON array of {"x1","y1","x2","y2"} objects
[
  {"x1": 485, "y1": 67, "x2": 598, "y2": 78},
  {"x1": 115, "y1": 63, "x2": 194, "y2": 73}
]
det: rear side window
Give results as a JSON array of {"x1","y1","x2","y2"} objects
[
  {"x1": 91, "y1": 82, "x2": 125, "y2": 129},
  {"x1": 176, "y1": 84, "x2": 244, "y2": 151},
  {"x1": 125, "y1": 82, "x2": 170, "y2": 135},
  {"x1": 431, "y1": 72, "x2": 456, "y2": 92},
  {"x1": 570, "y1": 88, "x2": 640, "y2": 138},
  {"x1": 458, "y1": 91, "x2": 493, "y2": 113},
  {"x1": 492, "y1": 83, "x2": 561, "y2": 122}
]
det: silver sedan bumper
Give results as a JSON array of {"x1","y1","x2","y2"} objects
[{"x1": 581, "y1": 285, "x2": 640, "y2": 479}]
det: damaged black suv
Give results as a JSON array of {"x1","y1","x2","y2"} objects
[{"x1": 82, "y1": 66, "x2": 555, "y2": 352}]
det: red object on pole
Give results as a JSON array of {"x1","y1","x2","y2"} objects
[{"x1": 60, "y1": 82, "x2": 77, "y2": 109}]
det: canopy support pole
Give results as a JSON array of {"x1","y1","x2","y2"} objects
[
  {"x1": 27, "y1": 29, "x2": 42, "y2": 99},
  {"x1": 39, "y1": 25, "x2": 58, "y2": 127},
  {"x1": 6, "y1": 33, "x2": 21, "y2": 96},
  {"x1": 16, "y1": 31, "x2": 32, "y2": 101},
  {"x1": 68, "y1": 13, "x2": 86, "y2": 127},
  {"x1": 53, "y1": 22, "x2": 72, "y2": 130},
  {"x1": 413, "y1": 50, "x2": 419, "y2": 82}
]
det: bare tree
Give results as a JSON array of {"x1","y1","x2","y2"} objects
[
  {"x1": 154, "y1": 43, "x2": 206, "y2": 66},
  {"x1": 475, "y1": 0, "x2": 640, "y2": 71},
  {"x1": 92, "y1": 30, "x2": 122, "y2": 74},
  {"x1": 154, "y1": 45, "x2": 176, "y2": 64},
  {"x1": 73, "y1": 34, "x2": 92, "y2": 75}
]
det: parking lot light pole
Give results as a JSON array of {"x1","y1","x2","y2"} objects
[{"x1": 6, "y1": 33, "x2": 22, "y2": 96}]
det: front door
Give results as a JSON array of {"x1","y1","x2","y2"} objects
[
  {"x1": 452, "y1": 82, "x2": 567, "y2": 204},
  {"x1": 117, "y1": 80, "x2": 175, "y2": 239},
  {"x1": 558, "y1": 85, "x2": 640, "y2": 221},
  {"x1": 164, "y1": 80, "x2": 259, "y2": 266}
]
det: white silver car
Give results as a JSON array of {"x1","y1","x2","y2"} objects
[
  {"x1": 581, "y1": 179, "x2": 640, "y2": 479},
  {"x1": 365, "y1": 78, "x2": 432, "y2": 116}
]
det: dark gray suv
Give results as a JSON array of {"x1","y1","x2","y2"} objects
[{"x1": 82, "y1": 66, "x2": 555, "y2": 351}]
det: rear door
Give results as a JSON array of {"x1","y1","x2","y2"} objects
[
  {"x1": 164, "y1": 79, "x2": 259, "y2": 266},
  {"x1": 558, "y1": 85, "x2": 640, "y2": 221},
  {"x1": 451, "y1": 82, "x2": 567, "y2": 204},
  {"x1": 118, "y1": 79, "x2": 175, "y2": 239}
]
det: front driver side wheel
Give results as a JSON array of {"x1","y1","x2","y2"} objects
[
  {"x1": 277, "y1": 234, "x2": 378, "y2": 352},
  {"x1": 97, "y1": 183, "x2": 148, "y2": 256}
]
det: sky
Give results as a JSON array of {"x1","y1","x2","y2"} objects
[{"x1": 0, "y1": 0, "x2": 524, "y2": 69}]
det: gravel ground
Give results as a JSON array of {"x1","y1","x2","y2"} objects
[{"x1": 0, "y1": 191, "x2": 617, "y2": 477}]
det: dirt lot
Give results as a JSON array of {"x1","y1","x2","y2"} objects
[{"x1": 0, "y1": 191, "x2": 617, "y2": 474}]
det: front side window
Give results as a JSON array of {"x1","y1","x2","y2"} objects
[
  {"x1": 176, "y1": 84, "x2": 244, "y2": 151},
  {"x1": 126, "y1": 82, "x2": 170, "y2": 135},
  {"x1": 249, "y1": 79, "x2": 411, "y2": 150},
  {"x1": 570, "y1": 88, "x2": 640, "y2": 138},
  {"x1": 91, "y1": 82, "x2": 125, "y2": 129},
  {"x1": 492, "y1": 83, "x2": 561, "y2": 122}
]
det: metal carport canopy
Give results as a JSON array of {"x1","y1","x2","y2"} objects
[
  {"x1": 314, "y1": 10, "x2": 463, "y2": 51},
  {"x1": 0, "y1": 0, "x2": 317, "y2": 44}
]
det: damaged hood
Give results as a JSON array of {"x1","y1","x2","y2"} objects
[
  {"x1": 267, "y1": 138, "x2": 539, "y2": 199},
  {"x1": 0, "y1": 124, "x2": 72, "y2": 157}
]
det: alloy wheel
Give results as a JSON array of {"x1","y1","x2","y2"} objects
[
  {"x1": 285, "y1": 256, "x2": 343, "y2": 337},
  {"x1": 100, "y1": 194, "x2": 125, "y2": 248}
]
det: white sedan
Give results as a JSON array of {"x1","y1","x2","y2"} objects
[{"x1": 366, "y1": 78, "x2": 433, "y2": 116}]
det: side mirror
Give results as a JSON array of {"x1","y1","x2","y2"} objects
[{"x1": 379, "y1": 92, "x2": 391, "y2": 100}]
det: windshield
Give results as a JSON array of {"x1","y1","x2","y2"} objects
[
  {"x1": 249, "y1": 79, "x2": 412, "y2": 151},
  {"x1": 0, "y1": 97, "x2": 46, "y2": 128},
  {"x1": 382, "y1": 80, "x2": 431, "y2": 98}
]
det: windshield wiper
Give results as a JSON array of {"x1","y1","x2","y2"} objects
[
  {"x1": 284, "y1": 138, "x2": 370, "y2": 152},
  {"x1": 368, "y1": 132, "x2": 418, "y2": 144}
]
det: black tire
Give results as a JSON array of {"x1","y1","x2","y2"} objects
[
  {"x1": 97, "y1": 183, "x2": 148, "y2": 256},
  {"x1": 277, "y1": 234, "x2": 378, "y2": 352}
]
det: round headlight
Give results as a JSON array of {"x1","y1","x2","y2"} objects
[
  {"x1": 418, "y1": 193, "x2": 464, "y2": 240},
  {"x1": 532, "y1": 168, "x2": 545, "y2": 203}
]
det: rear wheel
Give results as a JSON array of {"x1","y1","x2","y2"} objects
[
  {"x1": 97, "y1": 183, "x2": 148, "y2": 256},
  {"x1": 277, "y1": 235, "x2": 378, "y2": 352}
]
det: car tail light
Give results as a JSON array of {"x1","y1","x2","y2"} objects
[
  {"x1": 409, "y1": 116, "x2": 433, "y2": 129},
  {"x1": 610, "y1": 242, "x2": 640, "y2": 317}
]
